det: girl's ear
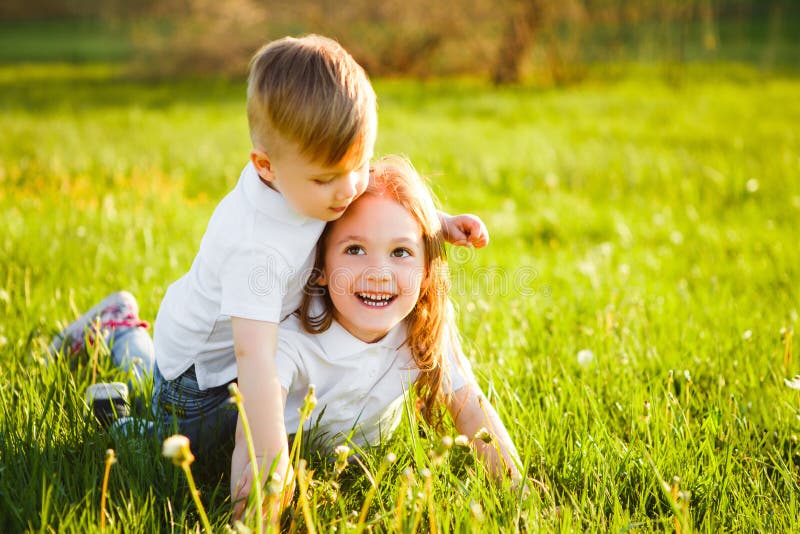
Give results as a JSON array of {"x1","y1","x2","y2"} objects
[{"x1": 315, "y1": 268, "x2": 328, "y2": 287}]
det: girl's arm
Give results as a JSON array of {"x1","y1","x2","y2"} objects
[{"x1": 447, "y1": 385, "x2": 522, "y2": 482}]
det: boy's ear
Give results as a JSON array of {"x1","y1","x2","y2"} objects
[{"x1": 250, "y1": 149, "x2": 276, "y2": 182}]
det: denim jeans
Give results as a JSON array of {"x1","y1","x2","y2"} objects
[
  {"x1": 152, "y1": 362, "x2": 238, "y2": 461},
  {"x1": 107, "y1": 325, "x2": 237, "y2": 465},
  {"x1": 109, "y1": 325, "x2": 156, "y2": 389}
]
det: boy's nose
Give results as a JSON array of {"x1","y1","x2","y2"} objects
[{"x1": 335, "y1": 172, "x2": 359, "y2": 201}]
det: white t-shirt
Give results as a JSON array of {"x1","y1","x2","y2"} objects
[
  {"x1": 153, "y1": 163, "x2": 326, "y2": 390},
  {"x1": 275, "y1": 312, "x2": 477, "y2": 449}
]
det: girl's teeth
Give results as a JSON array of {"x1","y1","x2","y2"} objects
[{"x1": 358, "y1": 293, "x2": 393, "y2": 306}]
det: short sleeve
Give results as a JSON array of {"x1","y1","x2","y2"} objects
[
  {"x1": 220, "y1": 243, "x2": 289, "y2": 322},
  {"x1": 275, "y1": 334, "x2": 301, "y2": 392}
]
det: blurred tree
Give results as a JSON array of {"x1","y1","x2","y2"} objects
[
  {"x1": 2, "y1": 0, "x2": 794, "y2": 82},
  {"x1": 491, "y1": 0, "x2": 588, "y2": 85},
  {"x1": 492, "y1": 0, "x2": 545, "y2": 84}
]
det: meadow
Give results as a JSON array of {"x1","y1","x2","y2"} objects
[{"x1": 1, "y1": 43, "x2": 800, "y2": 532}]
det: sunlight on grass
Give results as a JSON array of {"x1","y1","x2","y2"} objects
[{"x1": 1, "y1": 61, "x2": 799, "y2": 531}]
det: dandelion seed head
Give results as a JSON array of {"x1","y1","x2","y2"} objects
[
  {"x1": 454, "y1": 434, "x2": 470, "y2": 447},
  {"x1": 266, "y1": 475, "x2": 283, "y2": 496},
  {"x1": 402, "y1": 466, "x2": 415, "y2": 481},
  {"x1": 746, "y1": 178, "x2": 759, "y2": 193},
  {"x1": 784, "y1": 375, "x2": 800, "y2": 390},
  {"x1": 162, "y1": 434, "x2": 193, "y2": 465},
  {"x1": 474, "y1": 427, "x2": 493, "y2": 443},
  {"x1": 742, "y1": 329, "x2": 752, "y2": 340},
  {"x1": 162, "y1": 435, "x2": 189, "y2": 457},
  {"x1": 577, "y1": 349, "x2": 594, "y2": 367},
  {"x1": 470, "y1": 500, "x2": 485, "y2": 522}
]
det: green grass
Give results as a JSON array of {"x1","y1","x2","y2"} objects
[
  {"x1": 1, "y1": 59, "x2": 800, "y2": 532},
  {"x1": 0, "y1": 19, "x2": 134, "y2": 64}
]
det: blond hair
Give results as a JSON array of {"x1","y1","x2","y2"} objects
[
  {"x1": 247, "y1": 35, "x2": 377, "y2": 168},
  {"x1": 300, "y1": 155, "x2": 455, "y2": 428}
]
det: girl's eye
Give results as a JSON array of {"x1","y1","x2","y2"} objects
[
  {"x1": 345, "y1": 245, "x2": 365, "y2": 255},
  {"x1": 391, "y1": 248, "x2": 412, "y2": 258},
  {"x1": 314, "y1": 178, "x2": 332, "y2": 185}
]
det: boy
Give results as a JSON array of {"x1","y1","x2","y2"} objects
[{"x1": 55, "y1": 34, "x2": 488, "y2": 514}]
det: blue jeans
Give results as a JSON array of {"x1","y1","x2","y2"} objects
[
  {"x1": 109, "y1": 325, "x2": 156, "y2": 389},
  {"x1": 152, "y1": 362, "x2": 238, "y2": 461},
  {"x1": 108, "y1": 326, "x2": 237, "y2": 465}
]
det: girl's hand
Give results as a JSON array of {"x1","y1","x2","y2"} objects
[{"x1": 440, "y1": 213, "x2": 489, "y2": 248}]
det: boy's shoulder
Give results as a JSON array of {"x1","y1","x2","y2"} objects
[
  {"x1": 210, "y1": 163, "x2": 309, "y2": 228},
  {"x1": 201, "y1": 163, "x2": 325, "y2": 264}
]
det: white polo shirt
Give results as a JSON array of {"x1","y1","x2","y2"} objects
[
  {"x1": 275, "y1": 313, "x2": 477, "y2": 449},
  {"x1": 153, "y1": 163, "x2": 326, "y2": 390}
]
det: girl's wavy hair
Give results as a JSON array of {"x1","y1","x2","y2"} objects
[{"x1": 299, "y1": 155, "x2": 454, "y2": 428}]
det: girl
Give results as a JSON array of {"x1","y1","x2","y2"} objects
[{"x1": 232, "y1": 155, "x2": 521, "y2": 492}]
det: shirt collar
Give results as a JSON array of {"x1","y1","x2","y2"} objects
[
  {"x1": 316, "y1": 318, "x2": 408, "y2": 361},
  {"x1": 240, "y1": 162, "x2": 311, "y2": 226}
]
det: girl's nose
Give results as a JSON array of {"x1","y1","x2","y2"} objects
[{"x1": 364, "y1": 264, "x2": 392, "y2": 282}]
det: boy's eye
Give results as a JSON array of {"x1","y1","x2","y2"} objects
[
  {"x1": 345, "y1": 245, "x2": 365, "y2": 255},
  {"x1": 391, "y1": 248, "x2": 412, "y2": 258}
]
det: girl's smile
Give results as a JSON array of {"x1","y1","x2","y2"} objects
[{"x1": 356, "y1": 292, "x2": 397, "y2": 307}]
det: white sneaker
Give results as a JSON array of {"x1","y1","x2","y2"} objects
[{"x1": 85, "y1": 382, "x2": 130, "y2": 427}]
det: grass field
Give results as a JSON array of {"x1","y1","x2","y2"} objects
[{"x1": 1, "y1": 44, "x2": 800, "y2": 532}]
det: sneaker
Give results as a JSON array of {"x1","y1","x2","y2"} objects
[
  {"x1": 85, "y1": 382, "x2": 130, "y2": 427},
  {"x1": 49, "y1": 291, "x2": 149, "y2": 358}
]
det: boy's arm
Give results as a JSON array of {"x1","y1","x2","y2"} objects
[
  {"x1": 230, "y1": 317, "x2": 291, "y2": 518},
  {"x1": 438, "y1": 211, "x2": 489, "y2": 248},
  {"x1": 447, "y1": 385, "x2": 522, "y2": 482}
]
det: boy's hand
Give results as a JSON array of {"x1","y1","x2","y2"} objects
[
  {"x1": 441, "y1": 213, "x2": 489, "y2": 248},
  {"x1": 231, "y1": 456, "x2": 294, "y2": 522}
]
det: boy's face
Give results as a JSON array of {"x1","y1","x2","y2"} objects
[
  {"x1": 318, "y1": 194, "x2": 425, "y2": 343},
  {"x1": 251, "y1": 139, "x2": 371, "y2": 222}
]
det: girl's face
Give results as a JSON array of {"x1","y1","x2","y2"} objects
[{"x1": 319, "y1": 193, "x2": 426, "y2": 343}]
